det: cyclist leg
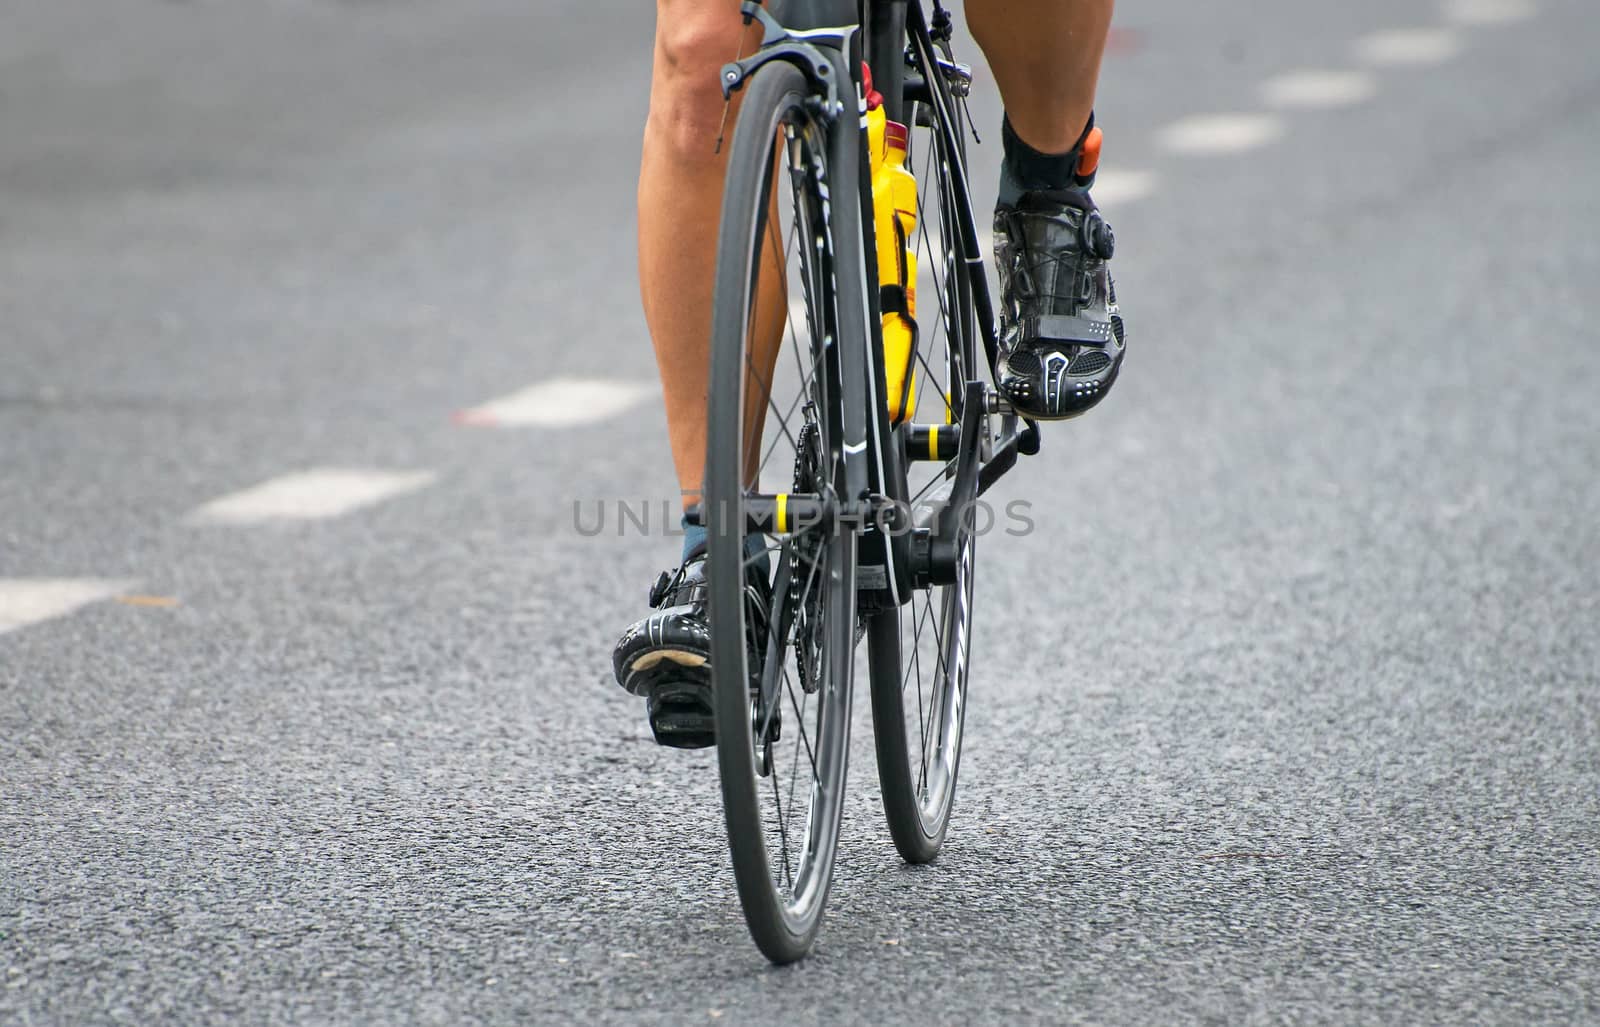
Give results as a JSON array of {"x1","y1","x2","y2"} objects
[
  {"x1": 639, "y1": 0, "x2": 784, "y2": 519},
  {"x1": 968, "y1": 0, "x2": 1111, "y2": 155},
  {"x1": 968, "y1": 0, "x2": 1127, "y2": 420},
  {"x1": 617, "y1": 0, "x2": 784, "y2": 747}
]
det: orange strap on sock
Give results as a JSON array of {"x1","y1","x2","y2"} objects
[{"x1": 1077, "y1": 126, "x2": 1103, "y2": 178}]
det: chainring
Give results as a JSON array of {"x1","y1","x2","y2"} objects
[{"x1": 790, "y1": 414, "x2": 827, "y2": 693}]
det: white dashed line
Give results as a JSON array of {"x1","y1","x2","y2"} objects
[
  {"x1": 188, "y1": 468, "x2": 437, "y2": 524},
  {"x1": 975, "y1": 169, "x2": 1157, "y2": 272},
  {"x1": 1354, "y1": 28, "x2": 1462, "y2": 66},
  {"x1": 455, "y1": 377, "x2": 658, "y2": 428},
  {"x1": 1156, "y1": 113, "x2": 1285, "y2": 156},
  {"x1": 1261, "y1": 69, "x2": 1379, "y2": 110},
  {"x1": 1442, "y1": 0, "x2": 1537, "y2": 25},
  {"x1": 0, "y1": 578, "x2": 134, "y2": 636},
  {"x1": 1087, "y1": 168, "x2": 1159, "y2": 207}
]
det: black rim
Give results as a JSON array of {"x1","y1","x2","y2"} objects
[
  {"x1": 871, "y1": 58, "x2": 979, "y2": 855},
  {"x1": 708, "y1": 66, "x2": 856, "y2": 959}
]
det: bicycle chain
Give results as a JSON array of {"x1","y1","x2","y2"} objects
[{"x1": 791, "y1": 416, "x2": 825, "y2": 693}]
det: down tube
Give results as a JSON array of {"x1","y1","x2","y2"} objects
[{"x1": 821, "y1": 46, "x2": 879, "y2": 509}]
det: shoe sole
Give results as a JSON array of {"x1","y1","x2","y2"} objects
[
  {"x1": 624, "y1": 654, "x2": 716, "y2": 750},
  {"x1": 626, "y1": 649, "x2": 707, "y2": 676}
]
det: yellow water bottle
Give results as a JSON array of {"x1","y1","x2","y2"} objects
[{"x1": 874, "y1": 119, "x2": 919, "y2": 422}]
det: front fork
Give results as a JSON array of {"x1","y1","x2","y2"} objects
[{"x1": 722, "y1": 1, "x2": 873, "y2": 510}]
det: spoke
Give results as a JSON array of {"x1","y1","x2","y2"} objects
[
  {"x1": 768, "y1": 763, "x2": 795, "y2": 893},
  {"x1": 913, "y1": 291, "x2": 951, "y2": 403},
  {"x1": 907, "y1": 310, "x2": 946, "y2": 429},
  {"x1": 755, "y1": 536, "x2": 792, "y2": 746},
  {"x1": 755, "y1": 144, "x2": 827, "y2": 481},
  {"x1": 897, "y1": 130, "x2": 962, "y2": 493},
  {"x1": 783, "y1": 662, "x2": 821, "y2": 784},
  {"x1": 740, "y1": 141, "x2": 785, "y2": 478},
  {"x1": 743, "y1": 534, "x2": 826, "y2": 612},
  {"x1": 915, "y1": 130, "x2": 971, "y2": 432},
  {"x1": 774, "y1": 205, "x2": 814, "y2": 407},
  {"x1": 918, "y1": 597, "x2": 934, "y2": 792},
  {"x1": 922, "y1": 590, "x2": 955, "y2": 787},
  {"x1": 785, "y1": 687, "x2": 809, "y2": 821},
  {"x1": 931, "y1": 590, "x2": 955, "y2": 689},
  {"x1": 918, "y1": 220, "x2": 952, "y2": 345},
  {"x1": 776, "y1": 662, "x2": 821, "y2": 865},
  {"x1": 916, "y1": 145, "x2": 954, "y2": 345},
  {"x1": 757, "y1": 328, "x2": 821, "y2": 479},
  {"x1": 742, "y1": 536, "x2": 784, "y2": 574},
  {"x1": 901, "y1": 583, "x2": 932, "y2": 692},
  {"x1": 910, "y1": 594, "x2": 935, "y2": 787},
  {"x1": 929, "y1": 563, "x2": 964, "y2": 705},
  {"x1": 898, "y1": 590, "x2": 933, "y2": 791},
  {"x1": 760, "y1": 321, "x2": 824, "y2": 479},
  {"x1": 758, "y1": 359, "x2": 812, "y2": 463},
  {"x1": 745, "y1": 351, "x2": 804, "y2": 474},
  {"x1": 751, "y1": 531, "x2": 823, "y2": 597},
  {"x1": 756, "y1": 355, "x2": 818, "y2": 477},
  {"x1": 911, "y1": 344, "x2": 949, "y2": 429},
  {"x1": 744, "y1": 139, "x2": 813, "y2": 483},
  {"x1": 773, "y1": 180, "x2": 802, "y2": 336},
  {"x1": 907, "y1": 455, "x2": 961, "y2": 508},
  {"x1": 921, "y1": 152, "x2": 953, "y2": 327},
  {"x1": 781, "y1": 206, "x2": 814, "y2": 389}
]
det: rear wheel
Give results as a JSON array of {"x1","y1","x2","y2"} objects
[
  {"x1": 706, "y1": 62, "x2": 857, "y2": 965},
  {"x1": 867, "y1": 47, "x2": 981, "y2": 865}
]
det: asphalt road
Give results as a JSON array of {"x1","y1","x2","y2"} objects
[{"x1": 3, "y1": 0, "x2": 1598, "y2": 1023}]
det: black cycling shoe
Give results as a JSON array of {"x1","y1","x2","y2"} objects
[
  {"x1": 612, "y1": 548, "x2": 769, "y2": 749},
  {"x1": 993, "y1": 188, "x2": 1125, "y2": 420},
  {"x1": 612, "y1": 553, "x2": 716, "y2": 748}
]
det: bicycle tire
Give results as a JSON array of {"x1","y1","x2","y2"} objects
[
  {"x1": 865, "y1": 32, "x2": 981, "y2": 865},
  {"x1": 706, "y1": 60, "x2": 859, "y2": 965}
]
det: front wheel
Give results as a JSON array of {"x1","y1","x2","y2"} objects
[{"x1": 706, "y1": 61, "x2": 858, "y2": 965}]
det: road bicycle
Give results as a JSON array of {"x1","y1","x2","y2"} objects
[{"x1": 694, "y1": 0, "x2": 1040, "y2": 963}]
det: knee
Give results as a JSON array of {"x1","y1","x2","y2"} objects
[{"x1": 649, "y1": 5, "x2": 746, "y2": 158}]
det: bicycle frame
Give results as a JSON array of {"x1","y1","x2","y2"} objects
[{"x1": 719, "y1": 0, "x2": 1033, "y2": 608}]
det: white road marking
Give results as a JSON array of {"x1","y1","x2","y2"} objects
[
  {"x1": 1442, "y1": 0, "x2": 1537, "y2": 25},
  {"x1": 1261, "y1": 69, "x2": 1379, "y2": 110},
  {"x1": 972, "y1": 169, "x2": 1157, "y2": 264},
  {"x1": 188, "y1": 468, "x2": 437, "y2": 523},
  {"x1": 0, "y1": 578, "x2": 134, "y2": 636},
  {"x1": 1089, "y1": 168, "x2": 1159, "y2": 207},
  {"x1": 456, "y1": 377, "x2": 658, "y2": 428},
  {"x1": 1156, "y1": 113, "x2": 1285, "y2": 156},
  {"x1": 1354, "y1": 28, "x2": 1462, "y2": 66}
]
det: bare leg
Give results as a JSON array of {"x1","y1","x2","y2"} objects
[
  {"x1": 967, "y1": 0, "x2": 1114, "y2": 153},
  {"x1": 639, "y1": 1, "x2": 785, "y2": 513}
]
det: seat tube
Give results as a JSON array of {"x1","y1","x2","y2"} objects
[{"x1": 866, "y1": 0, "x2": 908, "y2": 125}]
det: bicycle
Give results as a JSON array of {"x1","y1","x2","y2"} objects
[{"x1": 694, "y1": 0, "x2": 1039, "y2": 963}]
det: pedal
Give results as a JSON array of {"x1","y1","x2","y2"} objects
[
  {"x1": 1018, "y1": 421, "x2": 1041, "y2": 456},
  {"x1": 983, "y1": 386, "x2": 1014, "y2": 417},
  {"x1": 646, "y1": 676, "x2": 717, "y2": 750},
  {"x1": 983, "y1": 387, "x2": 1041, "y2": 456}
]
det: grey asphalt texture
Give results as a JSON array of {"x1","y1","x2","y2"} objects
[{"x1": 3, "y1": 0, "x2": 1599, "y2": 1023}]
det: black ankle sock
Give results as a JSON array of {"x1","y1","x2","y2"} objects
[{"x1": 998, "y1": 113, "x2": 1094, "y2": 206}]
